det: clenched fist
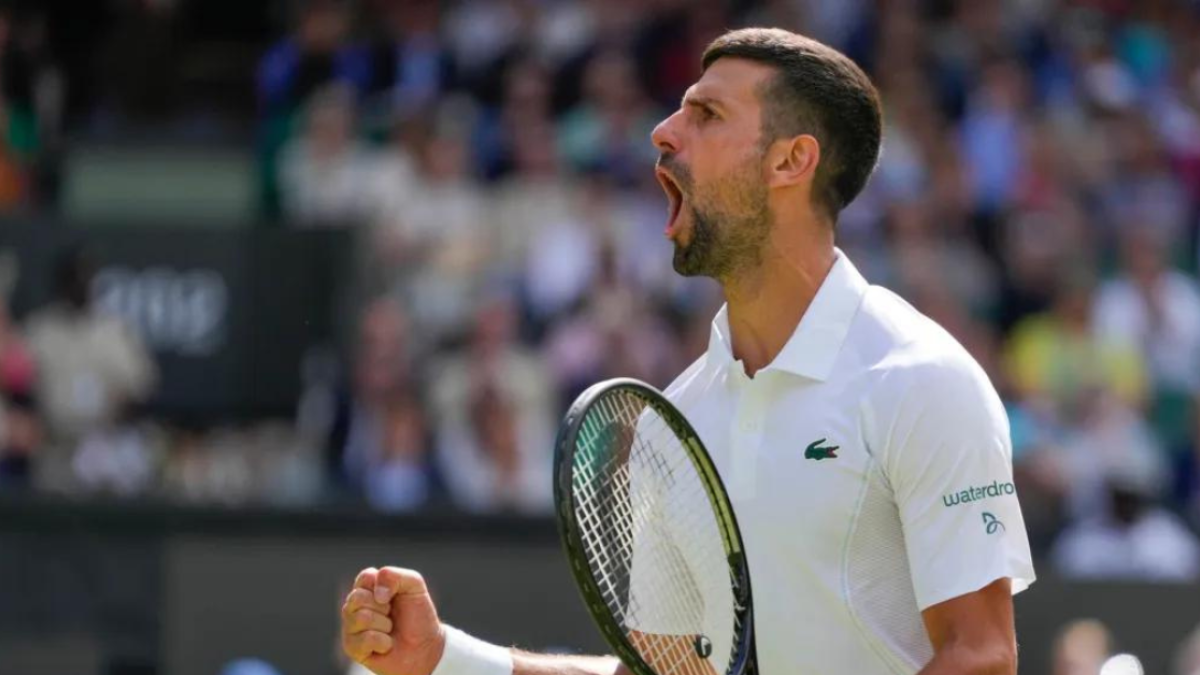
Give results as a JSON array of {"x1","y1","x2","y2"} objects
[{"x1": 341, "y1": 567, "x2": 447, "y2": 675}]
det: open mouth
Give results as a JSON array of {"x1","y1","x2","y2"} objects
[{"x1": 655, "y1": 166, "x2": 684, "y2": 238}]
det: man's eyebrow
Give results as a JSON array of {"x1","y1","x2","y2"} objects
[{"x1": 682, "y1": 93, "x2": 728, "y2": 113}]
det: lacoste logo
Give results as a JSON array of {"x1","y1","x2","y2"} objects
[
  {"x1": 982, "y1": 512, "x2": 1006, "y2": 535},
  {"x1": 805, "y1": 438, "x2": 839, "y2": 460}
]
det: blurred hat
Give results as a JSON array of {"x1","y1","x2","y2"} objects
[{"x1": 219, "y1": 658, "x2": 284, "y2": 675}]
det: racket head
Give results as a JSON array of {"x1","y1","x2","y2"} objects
[{"x1": 553, "y1": 378, "x2": 755, "y2": 675}]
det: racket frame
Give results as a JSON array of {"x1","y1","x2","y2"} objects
[{"x1": 553, "y1": 378, "x2": 756, "y2": 675}]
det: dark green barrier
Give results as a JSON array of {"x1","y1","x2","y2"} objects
[{"x1": 0, "y1": 497, "x2": 1197, "y2": 675}]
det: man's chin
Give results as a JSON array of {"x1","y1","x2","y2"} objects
[{"x1": 672, "y1": 245, "x2": 709, "y2": 277}]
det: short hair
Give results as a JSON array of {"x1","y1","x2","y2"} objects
[{"x1": 702, "y1": 28, "x2": 883, "y2": 220}]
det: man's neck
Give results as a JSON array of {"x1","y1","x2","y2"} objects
[{"x1": 723, "y1": 242, "x2": 835, "y2": 378}]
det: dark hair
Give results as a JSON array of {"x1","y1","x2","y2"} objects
[{"x1": 702, "y1": 28, "x2": 882, "y2": 219}]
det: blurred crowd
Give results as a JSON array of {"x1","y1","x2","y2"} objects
[
  {"x1": 1050, "y1": 618, "x2": 1200, "y2": 675},
  {"x1": 0, "y1": 5, "x2": 61, "y2": 209},
  {"x1": 4, "y1": 0, "x2": 1200, "y2": 584}
]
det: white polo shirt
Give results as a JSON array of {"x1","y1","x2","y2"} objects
[{"x1": 660, "y1": 250, "x2": 1035, "y2": 674}]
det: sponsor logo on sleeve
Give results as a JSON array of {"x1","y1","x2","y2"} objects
[
  {"x1": 982, "y1": 512, "x2": 1006, "y2": 534},
  {"x1": 942, "y1": 480, "x2": 1016, "y2": 508}
]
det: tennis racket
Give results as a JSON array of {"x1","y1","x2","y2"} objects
[{"x1": 553, "y1": 378, "x2": 756, "y2": 675}]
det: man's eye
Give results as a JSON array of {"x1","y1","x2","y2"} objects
[{"x1": 698, "y1": 107, "x2": 716, "y2": 121}]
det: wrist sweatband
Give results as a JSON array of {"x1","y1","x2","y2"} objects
[{"x1": 430, "y1": 625, "x2": 514, "y2": 675}]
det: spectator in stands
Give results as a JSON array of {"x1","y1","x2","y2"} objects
[
  {"x1": 1013, "y1": 119, "x2": 1080, "y2": 216},
  {"x1": 258, "y1": 0, "x2": 372, "y2": 216},
  {"x1": 433, "y1": 295, "x2": 554, "y2": 513},
  {"x1": 521, "y1": 170, "x2": 609, "y2": 329},
  {"x1": 1005, "y1": 267, "x2": 1148, "y2": 421},
  {"x1": 484, "y1": 60, "x2": 579, "y2": 295},
  {"x1": 1100, "y1": 113, "x2": 1191, "y2": 249},
  {"x1": 634, "y1": 0, "x2": 728, "y2": 111},
  {"x1": 0, "y1": 254, "x2": 38, "y2": 487},
  {"x1": 1006, "y1": 267, "x2": 1159, "y2": 537},
  {"x1": 12, "y1": 9, "x2": 62, "y2": 207},
  {"x1": 369, "y1": 0, "x2": 455, "y2": 118},
  {"x1": 1051, "y1": 456, "x2": 1200, "y2": 581},
  {"x1": 362, "y1": 387, "x2": 441, "y2": 513},
  {"x1": 0, "y1": 140, "x2": 24, "y2": 209},
  {"x1": 993, "y1": 207, "x2": 1085, "y2": 335},
  {"x1": 279, "y1": 83, "x2": 373, "y2": 226},
  {"x1": 455, "y1": 381, "x2": 532, "y2": 510},
  {"x1": 1051, "y1": 619, "x2": 1113, "y2": 675},
  {"x1": 958, "y1": 58, "x2": 1030, "y2": 216},
  {"x1": 1094, "y1": 227, "x2": 1200, "y2": 495},
  {"x1": 544, "y1": 232, "x2": 682, "y2": 407},
  {"x1": 355, "y1": 109, "x2": 421, "y2": 229},
  {"x1": 1057, "y1": 386, "x2": 1169, "y2": 522},
  {"x1": 24, "y1": 248, "x2": 157, "y2": 494},
  {"x1": 0, "y1": 7, "x2": 54, "y2": 210},
  {"x1": 162, "y1": 425, "x2": 255, "y2": 506},
  {"x1": 442, "y1": 0, "x2": 531, "y2": 93},
  {"x1": 474, "y1": 56, "x2": 555, "y2": 181},
  {"x1": 375, "y1": 104, "x2": 489, "y2": 344},
  {"x1": 882, "y1": 200, "x2": 998, "y2": 344},
  {"x1": 258, "y1": 0, "x2": 371, "y2": 113},
  {"x1": 328, "y1": 298, "x2": 440, "y2": 511},
  {"x1": 558, "y1": 48, "x2": 661, "y2": 185}
]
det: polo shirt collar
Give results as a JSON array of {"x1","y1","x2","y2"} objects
[{"x1": 707, "y1": 248, "x2": 870, "y2": 382}]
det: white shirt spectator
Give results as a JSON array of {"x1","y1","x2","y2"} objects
[
  {"x1": 279, "y1": 138, "x2": 374, "y2": 226},
  {"x1": 1052, "y1": 509, "x2": 1200, "y2": 582},
  {"x1": 26, "y1": 303, "x2": 157, "y2": 440},
  {"x1": 1094, "y1": 269, "x2": 1200, "y2": 393},
  {"x1": 431, "y1": 338, "x2": 555, "y2": 514}
]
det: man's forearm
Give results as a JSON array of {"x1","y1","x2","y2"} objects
[
  {"x1": 917, "y1": 642, "x2": 1015, "y2": 675},
  {"x1": 512, "y1": 650, "x2": 625, "y2": 675}
]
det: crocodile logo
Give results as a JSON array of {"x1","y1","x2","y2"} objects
[{"x1": 805, "y1": 438, "x2": 839, "y2": 460}]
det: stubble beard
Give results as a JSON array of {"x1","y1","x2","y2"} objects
[{"x1": 671, "y1": 157, "x2": 772, "y2": 283}]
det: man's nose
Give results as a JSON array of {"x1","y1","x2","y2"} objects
[{"x1": 651, "y1": 110, "x2": 683, "y2": 155}]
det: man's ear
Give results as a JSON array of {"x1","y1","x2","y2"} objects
[{"x1": 766, "y1": 134, "x2": 820, "y2": 188}]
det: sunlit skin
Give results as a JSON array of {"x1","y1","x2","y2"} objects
[{"x1": 651, "y1": 57, "x2": 834, "y2": 378}]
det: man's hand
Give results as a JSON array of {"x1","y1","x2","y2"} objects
[
  {"x1": 341, "y1": 566, "x2": 447, "y2": 675},
  {"x1": 341, "y1": 565, "x2": 624, "y2": 675}
]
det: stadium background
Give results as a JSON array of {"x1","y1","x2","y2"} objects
[{"x1": 1, "y1": 0, "x2": 1200, "y2": 673}]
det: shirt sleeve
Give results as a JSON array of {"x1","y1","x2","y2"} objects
[{"x1": 883, "y1": 356, "x2": 1037, "y2": 610}]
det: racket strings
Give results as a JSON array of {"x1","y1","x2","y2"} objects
[
  {"x1": 589, "y1": 395, "x2": 700, "y2": 632},
  {"x1": 571, "y1": 390, "x2": 742, "y2": 675}
]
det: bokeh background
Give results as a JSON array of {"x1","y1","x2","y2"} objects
[{"x1": 1, "y1": 0, "x2": 1200, "y2": 674}]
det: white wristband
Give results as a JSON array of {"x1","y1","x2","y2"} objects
[{"x1": 430, "y1": 626, "x2": 514, "y2": 675}]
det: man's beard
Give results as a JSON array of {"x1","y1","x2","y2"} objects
[{"x1": 670, "y1": 158, "x2": 771, "y2": 281}]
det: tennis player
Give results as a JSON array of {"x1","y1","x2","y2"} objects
[{"x1": 341, "y1": 27, "x2": 1035, "y2": 675}]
